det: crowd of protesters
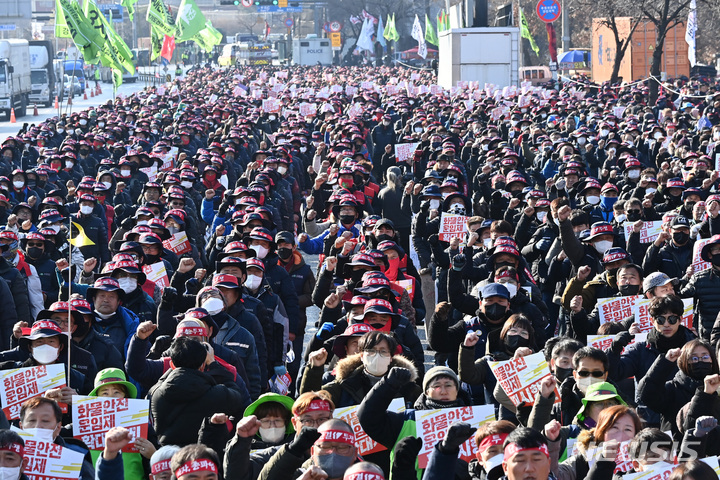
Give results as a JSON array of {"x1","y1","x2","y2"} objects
[{"x1": 0, "y1": 63, "x2": 718, "y2": 480}]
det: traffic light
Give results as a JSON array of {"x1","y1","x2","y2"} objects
[{"x1": 254, "y1": 0, "x2": 278, "y2": 5}]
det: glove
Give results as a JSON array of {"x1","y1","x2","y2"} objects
[
  {"x1": 274, "y1": 365, "x2": 287, "y2": 377},
  {"x1": 385, "y1": 367, "x2": 412, "y2": 389},
  {"x1": 555, "y1": 178, "x2": 567, "y2": 191},
  {"x1": 440, "y1": 422, "x2": 477, "y2": 453},
  {"x1": 121, "y1": 217, "x2": 135, "y2": 230},
  {"x1": 149, "y1": 335, "x2": 172, "y2": 359},
  {"x1": 316, "y1": 322, "x2": 334, "y2": 340},
  {"x1": 611, "y1": 331, "x2": 633, "y2": 353},
  {"x1": 535, "y1": 238, "x2": 552, "y2": 252},
  {"x1": 288, "y1": 427, "x2": 321, "y2": 455},
  {"x1": 392, "y1": 436, "x2": 423, "y2": 473},
  {"x1": 695, "y1": 416, "x2": 718, "y2": 438},
  {"x1": 161, "y1": 287, "x2": 178, "y2": 305},
  {"x1": 420, "y1": 200, "x2": 430, "y2": 214},
  {"x1": 452, "y1": 254, "x2": 466, "y2": 271},
  {"x1": 184, "y1": 277, "x2": 200, "y2": 295}
]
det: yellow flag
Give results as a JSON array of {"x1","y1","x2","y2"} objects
[{"x1": 70, "y1": 222, "x2": 95, "y2": 247}]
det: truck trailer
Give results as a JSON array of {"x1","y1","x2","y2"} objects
[{"x1": 0, "y1": 39, "x2": 31, "y2": 118}]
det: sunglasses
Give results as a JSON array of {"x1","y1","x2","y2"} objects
[
  {"x1": 654, "y1": 315, "x2": 679, "y2": 325},
  {"x1": 576, "y1": 370, "x2": 605, "y2": 378}
]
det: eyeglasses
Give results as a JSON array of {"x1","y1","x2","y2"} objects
[
  {"x1": 297, "y1": 416, "x2": 331, "y2": 427},
  {"x1": 259, "y1": 419, "x2": 285, "y2": 428},
  {"x1": 690, "y1": 355, "x2": 712, "y2": 364},
  {"x1": 363, "y1": 348, "x2": 391, "y2": 357},
  {"x1": 626, "y1": 210, "x2": 641, "y2": 215},
  {"x1": 429, "y1": 382, "x2": 457, "y2": 391},
  {"x1": 314, "y1": 443, "x2": 354, "y2": 455},
  {"x1": 654, "y1": 315, "x2": 680, "y2": 326},
  {"x1": 576, "y1": 370, "x2": 605, "y2": 378},
  {"x1": 26, "y1": 243, "x2": 44, "y2": 248}
]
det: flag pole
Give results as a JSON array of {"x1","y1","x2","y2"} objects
[{"x1": 66, "y1": 215, "x2": 72, "y2": 387}]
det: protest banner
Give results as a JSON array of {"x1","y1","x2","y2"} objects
[
  {"x1": 299, "y1": 103, "x2": 316, "y2": 117},
  {"x1": 142, "y1": 261, "x2": 170, "y2": 289},
  {"x1": 439, "y1": 213, "x2": 468, "y2": 242},
  {"x1": 692, "y1": 237, "x2": 713, "y2": 273},
  {"x1": 261, "y1": 98, "x2": 280, "y2": 113},
  {"x1": 268, "y1": 372, "x2": 292, "y2": 395},
  {"x1": 702, "y1": 456, "x2": 720, "y2": 476},
  {"x1": 588, "y1": 333, "x2": 647, "y2": 354},
  {"x1": 394, "y1": 142, "x2": 420, "y2": 164},
  {"x1": 597, "y1": 296, "x2": 641, "y2": 324},
  {"x1": 72, "y1": 396, "x2": 150, "y2": 453},
  {"x1": 624, "y1": 462, "x2": 676, "y2": 480},
  {"x1": 14, "y1": 429, "x2": 84, "y2": 480},
  {"x1": 623, "y1": 221, "x2": 663, "y2": 244},
  {"x1": 162, "y1": 231, "x2": 192, "y2": 255},
  {"x1": 416, "y1": 405, "x2": 495, "y2": 468},
  {"x1": 632, "y1": 297, "x2": 693, "y2": 332},
  {"x1": 395, "y1": 279, "x2": 414, "y2": 298},
  {"x1": 0, "y1": 365, "x2": 66, "y2": 419},
  {"x1": 586, "y1": 441, "x2": 633, "y2": 473},
  {"x1": 335, "y1": 398, "x2": 405, "y2": 457},
  {"x1": 488, "y1": 352, "x2": 559, "y2": 407}
]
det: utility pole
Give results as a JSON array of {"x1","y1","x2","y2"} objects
[{"x1": 561, "y1": 0, "x2": 570, "y2": 51}]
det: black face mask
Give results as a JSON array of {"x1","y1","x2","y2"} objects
[
  {"x1": 495, "y1": 261, "x2": 515, "y2": 270},
  {"x1": 688, "y1": 361, "x2": 713, "y2": 380},
  {"x1": 484, "y1": 303, "x2": 507, "y2": 322},
  {"x1": 340, "y1": 214, "x2": 356, "y2": 226},
  {"x1": 554, "y1": 366, "x2": 573, "y2": 383},
  {"x1": 27, "y1": 247, "x2": 43, "y2": 259},
  {"x1": 713, "y1": 256, "x2": 720, "y2": 268},
  {"x1": 277, "y1": 247, "x2": 292, "y2": 260},
  {"x1": 626, "y1": 211, "x2": 642, "y2": 222},
  {"x1": 673, "y1": 231, "x2": 690, "y2": 245},
  {"x1": 505, "y1": 334, "x2": 530, "y2": 351},
  {"x1": 495, "y1": 182, "x2": 506, "y2": 190},
  {"x1": 350, "y1": 269, "x2": 366, "y2": 284},
  {"x1": 619, "y1": 284, "x2": 640, "y2": 296},
  {"x1": 144, "y1": 254, "x2": 160, "y2": 265},
  {"x1": 607, "y1": 267, "x2": 619, "y2": 278},
  {"x1": 376, "y1": 234, "x2": 394, "y2": 243},
  {"x1": 685, "y1": 202, "x2": 696, "y2": 211}
]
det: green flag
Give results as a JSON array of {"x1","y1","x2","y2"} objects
[
  {"x1": 424, "y1": 14, "x2": 438, "y2": 46},
  {"x1": 388, "y1": 13, "x2": 399, "y2": 42},
  {"x1": 383, "y1": 14, "x2": 391, "y2": 41},
  {"x1": 84, "y1": 0, "x2": 135, "y2": 85},
  {"x1": 55, "y1": 0, "x2": 71, "y2": 38},
  {"x1": 175, "y1": 0, "x2": 206, "y2": 42},
  {"x1": 121, "y1": 0, "x2": 138, "y2": 21},
  {"x1": 192, "y1": 20, "x2": 222, "y2": 52},
  {"x1": 150, "y1": 26, "x2": 164, "y2": 61},
  {"x1": 519, "y1": 7, "x2": 540, "y2": 55},
  {"x1": 57, "y1": 0, "x2": 103, "y2": 62},
  {"x1": 147, "y1": 0, "x2": 176, "y2": 37}
]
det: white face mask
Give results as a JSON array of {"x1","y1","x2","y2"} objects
[
  {"x1": 362, "y1": 351, "x2": 392, "y2": 377},
  {"x1": 79, "y1": 119, "x2": 88, "y2": 126},
  {"x1": 250, "y1": 244, "x2": 269, "y2": 259},
  {"x1": 0, "y1": 466, "x2": 21, "y2": 480},
  {"x1": 277, "y1": 166, "x2": 287, "y2": 175},
  {"x1": 537, "y1": 211, "x2": 547, "y2": 223},
  {"x1": 646, "y1": 187, "x2": 657, "y2": 194},
  {"x1": 98, "y1": 121, "x2": 105, "y2": 128},
  {"x1": 32, "y1": 344, "x2": 59, "y2": 364},
  {"x1": 102, "y1": 181, "x2": 112, "y2": 190},
  {"x1": 483, "y1": 454, "x2": 504, "y2": 474},
  {"x1": 12, "y1": 181, "x2": 23, "y2": 189},
  {"x1": 80, "y1": 205, "x2": 93, "y2": 215},
  {"x1": 181, "y1": 181, "x2": 193, "y2": 189},
  {"x1": 627, "y1": 170, "x2": 640, "y2": 180},
  {"x1": 47, "y1": 225, "x2": 61, "y2": 234},
  {"x1": 615, "y1": 214, "x2": 627, "y2": 223},
  {"x1": 259, "y1": 426, "x2": 286, "y2": 444},
  {"x1": 429, "y1": 199, "x2": 440, "y2": 210},
  {"x1": 268, "y1": 115, "x2": 276, "y2": 121},
  {"x1": 483, "y1": 237, "x2": 493, "y2": 248},
  {"x1": 593, "y1": 240, "x2": 613, "y2": 255},
  {"x1": 503, "y1": 283, "x2": 518, "y2": 298},
  {"x1": 136, "y1": 220, "x2": 148, "y2": 226},
  {"x1": 202, "y1": 297, "x2": 224, "y2": 315},
  {"x1": 244, "y1": 274, "x2": 262, "y2": 291},
  {"x1": 414, "y1": 127, "x2": 423, "y2": 133},
  {"x1": 23, "y1": 427, "x2": 56, "y2": 442},
  {"x1": 118, "y1": 277, "x2": 137, "y2": 294},
  {"x1": 300, "y1": 146, "x2": 307, "y2": 153},
  {"x1": 576, "y1": 375, "x2": 604, "y2": 394},
  {"x1": 66, "y1": 161, "x2": 74, "y2": 169},
  {"x1": 57, "y1": 128, "x2": 64, "y2": 134},
  {"x1": 94, "y1": 309, "x2": 115, "y2": 320},
  {"x1": 121, "y1": 169, "x2": 131, "y2": 177},
  {"x1": 600, "y1": 129, "x2": 609, "y2": 137},
  {"x1": 586, "y1": 195, "x2": 600, "y2": 205},
  {"x1": 577, "y1": 137, "x2": 587, "y2": 146}
]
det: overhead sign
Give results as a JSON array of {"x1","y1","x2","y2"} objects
[
  {"x1": 97, "y1": 4, "x2": 123, "y2": 23},
  {"x1": 257, "y1": 5, "x2": 301, "y2": 12},
  {"x1": 536, "y1": 0, "x2": 561, "y2": 23},
  {"x1": 0, "y1": 25, "x2": 16, "y2": 31}
]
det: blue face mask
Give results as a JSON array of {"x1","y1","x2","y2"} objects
[
  {"x1": 315, "y1": 453, "x2": 354, "y2": 479},
  {"x1": 600, "y1": 196, "x2": 618, "y2": 210}
]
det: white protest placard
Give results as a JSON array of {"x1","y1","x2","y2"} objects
[
  {"x1": 14, "y1": 429, "x2": 84, "y2": 480},
  {"x1": 395, "y1": 279, "x2": 414, "y2": 298},
  {"x1": 613, "y1": 106, "x2": 627, "y2": 118},
  {"x1": 394, "y1": 142, "x2": 420, "y2": 164},
  {"x1": 631, "y1": 297, "x2": 693, "y2": 332},
  {"x1": 268, "y1": 372, "x2": 292, "y2": 395},
  {"x1": 692, "y1": 237, "x2": 713, "y2": 273},
  {"x1": 597, "y1": 296, "x2": 641, "y2": 324},
  {"x1": 143, "y1": 262, "x2": 169, "y2": 289},
  {"x1": 347, "y1": 103, "x2": 363, "y2": 118},
  {"x1": 335, "y1": 398, "x2": 405, "y2": 457},
  {"x1": 439, "y1": 213, "x2": 468, "y2": 242},
  {"x1": 162, "y1": 231, "x2": 191, "y2": 256},
  {"x1": 72, "y1": 396, "x2": 150, "y2": 452},
  {"x1": 139, "y1": 165, "x2": 158, "y2": 183},
  {"x1": 299, "y1": 103, "x2": 316, "y2": 117},
  {"x1": 702, "y1": 456, "x2": 720, "y2": 476},
  {"x1": 360, "y1": 81, "x2": 373, "y2": 90},
  {"x1": 261, "y1": 98, "x2": 280, "y2": 113},
  {"x1": 0, "y1": 365, "x2": 66, "y2": 419},
  {"x1": 586, "y1": 440, "x2": 633, "y2": 473},
  {"x1": 416, "y1": 405, "x2": 495, "y2": 468},
  {"x1": 160, "y1": 147, "x2": 178, "y2": 172},
  {"x1": 488, "y1": 352, "x2": 559, "y2": 407},
  {"x1": 623, "y1": 221, "x2": 663, "y2": 244},
  {"x1": 624, "y1": 462, "x2": 676, "y2": 480},
  {"x1": 430, "y1": 85, "x2": 443, "y2": 95},
  {"x1": 588, "y1": 333, "x2": 647, "y2": 354}
]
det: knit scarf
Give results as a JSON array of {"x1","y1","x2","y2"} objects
[{"x1": 647, "y1": 326, "x2": 687, "y2": 353}]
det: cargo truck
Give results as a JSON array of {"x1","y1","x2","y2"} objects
[
  {"x1": 0, "y1": 39, "x2": 31, "y2": 118},
  {"x1": 29, "y1": 40, "x2": 56, "y2": 107}
]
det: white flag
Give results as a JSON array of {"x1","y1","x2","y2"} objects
[
  {"x1": 356, "y1": 18, "x2": 374, "y2": 52},
  {"x1": 411, "y1": 14, "x2": 428, "y2": 59},
  {"x1": 685, "y1": 0, "x2": 697, "y2": 67}
]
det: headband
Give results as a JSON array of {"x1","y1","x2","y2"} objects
[
  {"x1": 0, "y1": 443, "x2": 23, "y2": 456},
  {"x1": 174, "y1": 459, "x2": 218, "y2": 478},
  {"x1": 151, "y1": 459, "x2": 171, "y2": 475},
  {"x1": 345, "y1": 472, "x2": 385, "y2": 480},
  {"x1": 317, "y1": 429, "x2": 355, "y2": 445},
  {"x1": 478, "y1": 433, "x2": 509, "y2": 454},
  {"x1": 303, "y1": 399, "x2": 332, "y2": 413},
  {"x1": 176, "y1": 326, "x2": 208, "y2": 337},
  {"x1": 503, "y1": 443, "x2": 549, "y2": 462}
]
